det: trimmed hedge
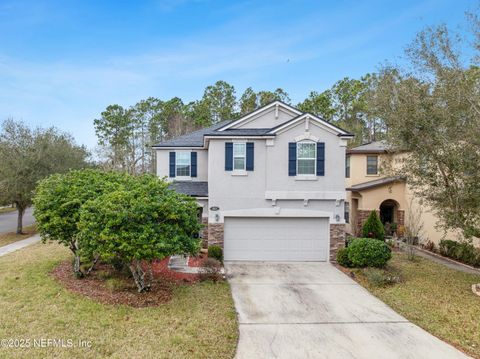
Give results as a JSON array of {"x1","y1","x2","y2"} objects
[{"x1": 347, "y1": 238, "x2": 391, "y2": 268}]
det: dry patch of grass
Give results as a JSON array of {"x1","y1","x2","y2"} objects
[
  {"x1": 0, "y1": 242, "x2": 238, "y2": 358},
  {"x1": 0, "y1": 224, "x2": 37, "y2": 247},
  {"x1": 354, "y1": 252, "x2": 480, "y2": 358}
]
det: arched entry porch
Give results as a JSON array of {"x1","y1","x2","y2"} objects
[{"x1": 379, "y1": 199, "x2": 399, "y2": 225}]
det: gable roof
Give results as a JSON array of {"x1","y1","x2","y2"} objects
[
  {"x1": 347, "y1": 176, "x2": 405, "y2": 191},
  {"x1": 153, "y1": 101, "x2": 353, "y2": 148},
  {"x1": 216, "y1": 100, "x2": 302, "y2": 131},
  {"x1": 347, "y1": 140, "x2": 389, "y2": 154},
  {"x1": 267, "y1": 113, "x2": 354, "y2": 137}
]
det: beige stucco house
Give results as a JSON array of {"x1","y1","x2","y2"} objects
[
  {"x1": 153, "y1": 101, "x2": 353, "y2": 261},
  {"x1": 345, "y1": 141, "x2": 478, "y2": 246}
]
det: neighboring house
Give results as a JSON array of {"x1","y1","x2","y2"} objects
[
  {"x1": 345, "y1": 141, "x2": 478, "y2": 246},
  {"x1": 153, "y1": 101, "x2": 353, "y2": 261}
]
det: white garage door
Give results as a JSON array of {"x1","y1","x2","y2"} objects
[{"x1": 224, "y1": 217, "x2": 329, "y2": 261}]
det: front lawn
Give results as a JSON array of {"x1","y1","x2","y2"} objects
[
  {"x1": 0, "y1": 242, "x2": 238, "y2": 358},
  {"x1": 0, "y1": 224, "x2": 37, "y2": 247},
  {"x1": 354, "y1": 252, "x2": 480, "y2": 358}
]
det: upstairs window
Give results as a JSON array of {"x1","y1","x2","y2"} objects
[
  {"x1": 367, "y1": 155, "x2": 378, "y2": 175},
  {"x1": 176, "y1": 152, "x2": 191, "y2": 177},
  {"x1": 233, "y1": 143, "x2": 246, "y2": 170},
  {"x1": 297, "y1": 141, "x2": 316, "y2": 175},
  {"x1": 345, "y1": 156, "x2": 350, "y2": 178},
  {"x1": 344, "y1": 202, "x2": 350, "y2": 224}
]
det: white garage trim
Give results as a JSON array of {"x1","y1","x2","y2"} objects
[
  {"x1": 224, "y1": 217, "x2": 330, "y2": 262},
  {"x1": 221, "y1": 207, "x2": 332, "y2": 220}
]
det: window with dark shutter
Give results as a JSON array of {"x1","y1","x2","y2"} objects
[
  {"x1": 225, "y1": 143, "x2": 233, "y2": 171},
  {"x1": 288, "y1": 142, "x2": 297, "y2": 176},
  {"x1": 246, "y1": 142, "x2": 254, "y2": 171},
  {"x1": 191, "y1": 152, "x2": 197, "y2": 177},
  {"x1": 316, "y1": 142, "x2": 325, "y2": 176},
  {"x1": 169, "y1": 152, "x2": 176, "y2": 178}
]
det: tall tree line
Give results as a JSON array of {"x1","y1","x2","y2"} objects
[{"x1": 95, "y1": 79, "x2": 383, "y2": 173}]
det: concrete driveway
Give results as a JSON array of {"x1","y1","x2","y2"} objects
[{"x1": 225, "y1": 262, "x2": 469, "y2": 359}]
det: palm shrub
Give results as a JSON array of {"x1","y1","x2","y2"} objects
[
  {"x1": 362, "y1": 211, "x2": 385, "y2": 241},
  {"x1": 347, "y1": 238, "x2": 391, "y2": 268}
]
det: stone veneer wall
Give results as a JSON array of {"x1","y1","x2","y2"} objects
[
  {"x1": 330, "y1": 223, "x2": 346, "y2": 262},
  {"x1": 200, "y1": 218, "x2": 209, "y2": 248},
  {"x1": 208, "y1": 223, "x2": 224, "y2": 248},
  {"x1": 356, "y1": 209, "x2": 405, "y2": 236},
  {"x1": 356, "y1": 210, "x2": 375, "y2": 236}
]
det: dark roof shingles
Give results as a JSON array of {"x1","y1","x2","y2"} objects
[
  {"x1": 169, "y1": 181, "x2": 208, "y2": 197},
  {"x1": 347, "y1": 176, "x2": 405, "y2": 191}
]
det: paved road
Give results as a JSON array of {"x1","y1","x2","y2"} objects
[
  {"x1": 226, "y1": 262, "x2": 470, "y2": 359},
  {"x1": 0, "y1": 234, "x2": 41, "y2": 256},
  {"x1": 0, "y1": 207, "x2": 35, "y2": 234}
]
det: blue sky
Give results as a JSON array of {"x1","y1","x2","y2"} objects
[{"x1": 0, "y1": 0, "x2": 475, "y2": 149}]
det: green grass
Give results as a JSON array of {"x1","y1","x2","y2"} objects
[
  {"x1": 0, "y1": 207, "x2": 16, "y2": 214},
  {"x1": 0, "y1": 224, "x2": 37, "y2": 247},
  {"x1": 0, "y1": 243, "x2": 238, "y2": 358},
  {"x1": 355, "y1": 252, "x2": 480, "y2": 358}
]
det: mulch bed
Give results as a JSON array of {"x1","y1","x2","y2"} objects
[
  {"x1": 51, "y1": 258, "x2": 198, "y2": 308},
  {"x1": 152, "y1": 257, "x2": 199, "y2": 282},
  {"x1": 187, "y1": 253, "x2": 207, "y2": 267}
]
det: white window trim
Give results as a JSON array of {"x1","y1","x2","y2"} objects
[
  {"x1": 296, "y1": 141, "x2": 316, "y2": 176},
  {"x1": 233, "y1": 142, "x2": 246, "y2": 171},
  {"x1": 175, "y1": 151, "x2": 191, "y2": 178},
  {"x1": 366, "y1": 155, "x2": 379, "y2": 176}
]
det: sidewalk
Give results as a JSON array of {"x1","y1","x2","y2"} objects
[{"x1": 0, "y1": 234, "x2": 41, "y2": 257}]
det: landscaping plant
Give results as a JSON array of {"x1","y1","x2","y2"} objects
[
  {"x1": 34, "y1": 169, "x2": 125, "y2": 277},
  {"x1": 78, "y1": 174, "x2": 201, "y2": 292},
  {"x1": 208, "y1": 245, "x2": 223, "y2": 262},
  {"x1": 336, "y1": 247, "x2": 352, "y2": 267},
  {"x1": 439, "y1": 239, "x2": 480, "y2": 267},
  {"x1": 362, "y1": 211, "x2": 385, "y2": 241},
  {"x1": 363, "y1": 267, "x2": 402, "y2": 287},
  {"x1": 347, "y1": 238, "x2": 392, "y2": 268},
  {"x1": 198, "y1": 258, "x2": 223, "y2": 282}
]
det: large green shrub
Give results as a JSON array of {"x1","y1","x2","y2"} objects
[
  {"x1": 336, "y1": 247, "x2": 352, "y2": 267},
  {"x1": 78, "y1": 174, "x2": 201, "y2": 292},
  {"x1": 33, "y1": 169, "x2": 126, "y2": 276},
  {"x1": 208, "y1": 245, "x2": 223, "y2": 262},
  {"x1": 362, "y1": 211, "x2": 385, "y2": 241},
  {"x1": 347, "y1": 238, "x2": 392, "y2": 268}
]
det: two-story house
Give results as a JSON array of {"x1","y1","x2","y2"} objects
[
  {"x1": 153, "y1": 101, "x2": 353, "y2": 261},
  {"x1": 345, "y1": 141, "x2": 478, "y2": 246}
]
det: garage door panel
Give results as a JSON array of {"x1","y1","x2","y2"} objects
[{"x1": 224, "y1": 217, "x2": 329, "y2": 261}]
